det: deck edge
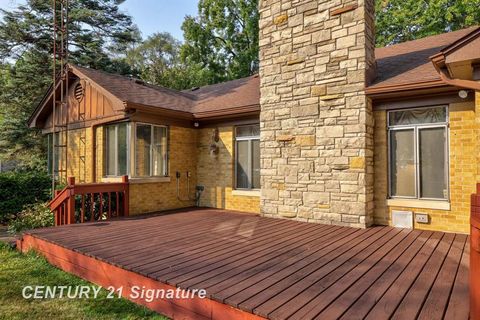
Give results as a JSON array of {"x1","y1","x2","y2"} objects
[{"x1": 17, "y1": 234, "x2": 265, "y2": 320}]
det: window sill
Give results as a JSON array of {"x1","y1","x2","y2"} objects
[
  {"x1": 231, "y1": 189, "x2": 261, "y2": 197},
  {"x1": 101, "y1": 176, "x2": 171, "y2": 184},
  {"x1": 387, "y1": 198, "x2": 450, "y2": 211}
]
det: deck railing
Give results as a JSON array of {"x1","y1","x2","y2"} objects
[
  {"x1": 471, "y1": 184, "x2": 480, "y2": 319},
  {"x1": 49, "y1": 176, "x2": 129, "y2": 226}
]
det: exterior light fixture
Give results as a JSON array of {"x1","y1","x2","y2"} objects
[
  {"x1": 458, "y1": 90, "x2": 469, "y2": 99},
  {"x1": 194, "y1": 122, "x2": 199, "y2": 127}
]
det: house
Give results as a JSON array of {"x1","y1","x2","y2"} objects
[
  {"x1": 20, "y1": 0, "x2": 480, "y2": 318},
  {"x1": 29, "y1": 2, "x2": 480, "y2": 235}
]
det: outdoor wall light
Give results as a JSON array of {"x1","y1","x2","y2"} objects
[{"x1": 458, "y1": 90, "x2": 469, "y2": 99}]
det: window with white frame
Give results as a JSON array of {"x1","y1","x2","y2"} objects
[
  {"x1": 135, "y1": 123, "x2": 168, "y2": 177},
  {"x1": 388, "y1": 106, "x2": 448, "y2": 200},
  {"x1": 104, "y1": 123, "x2": 129, "y2": 176},
  {"x1": 235, "y1": 124, "x2": 260, "y2": 189}
]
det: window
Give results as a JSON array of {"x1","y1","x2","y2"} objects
[
  {"x1": 388, "y1": 106, "x2": 448, "y2": 200},
  {"x1": 104, "y1": 123, "x2": 129, "y2": 176},
  {"x1": 47, "y1": 132, "x2": 62, "y2": 176},
  {"x1": 135, "y1": 124, "x2": 168, "y2": 177},
  {"x1": 235, "y1": 124, "x2": 260, "y2": 189}
]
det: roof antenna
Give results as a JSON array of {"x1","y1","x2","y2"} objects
[{"x1": 51, "y1": 0, "x2": 70, "y2": 196}]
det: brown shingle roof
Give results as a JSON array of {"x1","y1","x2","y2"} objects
[
  {"x1": 73, "y1": 65, "x2": 195, "y2": 113},
  {"x1": 72, "y1": 65, "x2": 260, "y2": 117},
  {"x1": 187, "y1": 75, "x2": 260, "y2": 114},
  {"x1": 370, "y1": 27, "x2": 479, "y2": 89},
  {"x1": 68, "y1": 27, "x2": 478, "y2": 117}
]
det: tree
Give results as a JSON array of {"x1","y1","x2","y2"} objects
[
  {"x1": 180, "y1": 0, "x2": 259, "y2": 85},
  {"x1": 375, "y1": 0, "x2": 480, "y2": 47},
  {"x1": 125, "y1": 32, "x2": 213, "y2": 90},
  {"x1": 0, "y1": 0, "x2": 138, "y2": 167}
]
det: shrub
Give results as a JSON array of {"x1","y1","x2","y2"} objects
[
  {"x1": 7, "y1": 202, "x2": 54, "y2": 233},
  {"x1": 0, "y1": 171, "x2": 51, "y2": 223}
]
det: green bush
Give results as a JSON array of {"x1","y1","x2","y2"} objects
[
  {"x1": 7, "y1": 202, "x2": 54, "y2": 233},
  {"x1": 0, "y1": 171, "x2": 51, "y2": 224}
]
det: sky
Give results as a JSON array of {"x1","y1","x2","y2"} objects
[{"x1": 0, "y1": 0, "x2": 199, "y2": 40}]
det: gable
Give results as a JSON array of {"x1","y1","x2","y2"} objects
[{"x1": 42, "y1": 78, "x2": 122, "y2": 131}]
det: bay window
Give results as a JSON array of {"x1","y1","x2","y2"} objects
[
  {"x1": 104, "y1": 123, "x2": 129, "y2": 176},
  {"x1": 388, "y1": 106, "x2": 448, "y2": 200},
  {"x1": 47, "y1": 132, "x2": 61, "y2": 175},
  {"x1": 135, "y1": 124, "x2": 168, "y2": 177},
  {"x1": 104, "y1": 122, "x2": 168, "y2": 178},
  {"x1": 235, "y1": 124, "x2": 260, "y2": 189}
]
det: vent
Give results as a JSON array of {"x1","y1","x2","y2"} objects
[
  {"x1": 74, "y1": 82, "x2": 84, "y2": 102},
  {"x1": 392, "y1": 210, "x2": 413, "y2": 229}
]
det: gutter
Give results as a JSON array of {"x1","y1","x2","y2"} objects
[{"x1": 433, "y1": 62, "x2": 480, "y2": 91}]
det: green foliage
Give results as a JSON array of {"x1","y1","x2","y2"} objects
[
  {"x1": 0, "y1": 0, "x2": 139, "y2": 167},
  {"x1": 7, "y1": 202, "x2": 53, "y2": 233},
  {"x1": 0, "y1": 243, "x2": 167, "y2": 319},
  {"x1": 180, "y1": 0, "x2": 259, "y2": 86},
  {"x1": 125, "y1": 32, "x2": 201, "y2": 90},
  {"x1": 0, "y1": 171, "x2": 51, "y2": 224},
  {"x1": 375, "y1": 0, "x2": 480, "y2": 47}
]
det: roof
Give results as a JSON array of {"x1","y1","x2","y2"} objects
[
  {"x1": 73, "y1": 65, "x2": 260, "y2": 117},
  {"x1": 370, "y1": 27, "x2": 479, "y2": 90},
  {"x1": 186, "y1": 75, "x2": 260, "y2": 115},
  {"x1": 31, "y1": 26, "x2": 480, "y2": 127},
  {"x1": 73, "y1": 65, "x2": 195, "y2": 113}
]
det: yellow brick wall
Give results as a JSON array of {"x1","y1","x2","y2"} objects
[
  {"x1": 65, "y1": 127, "x2": 94, "y2": 183},
  {"x1": 196, "y1": 126, "x2": 260, "y2": 214},
  {"x1": 128, "y1": 126, "x2": 197, "y2": 215},
  {"x1": 374, "y1": 100, "x2": 478, "y2": 234}
]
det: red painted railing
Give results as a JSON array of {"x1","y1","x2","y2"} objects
[
  {"x1": 471, "y1": 185, "x2": 480, "y2": 319},
  {"x1": 49, "y1": 176, "x2": 129, "y2": 226}
]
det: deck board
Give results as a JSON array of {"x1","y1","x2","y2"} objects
[{"x1": 22, "y1": 208, "x2": 470, "y2": 320}]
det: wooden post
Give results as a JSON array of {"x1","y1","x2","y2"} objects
[
  {"x1": 471, "y1": 186, "x2": 480, "y2": 320},
  {"x1": 67, "y1": 177, "x2": 75, "y2": 224},
  {"x1": 53, "y1": 190, "x2": 60, "y2": 226},
  {"x1": 122, "y1": 175, "x2": 129, "y2": 217}
]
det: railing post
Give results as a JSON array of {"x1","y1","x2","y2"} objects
[
  {"x1": 66, "y1": 177, "x2": 76, "y2": 225},
  {"x1": 471, "y1": 185, "x2": 480, "y2": 320},
  {"x1": 54, "y1": 190, "x2": 60, "y2": 226},
  {"x1": 122, "y1": 175, "x2": 129, "y2": 217}
]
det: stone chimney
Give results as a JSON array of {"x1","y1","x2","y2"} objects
[{"x1": 259, "y1": 0, "x2": 376, "y2": 227}]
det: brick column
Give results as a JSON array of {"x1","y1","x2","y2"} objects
[{"x1": 259, "y1": 0, "x2": 376, "y2": 227}]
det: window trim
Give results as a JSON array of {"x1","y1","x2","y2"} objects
[
  {"x1": 234, "y1": 124, "x2": 260, "y2": 190},
  {"x1": 104, "y1": 122, "x2": 130, "y2": 177},
  {"x1": 133, "y1": 122, "x2": 169, "y2": 178},
  {"x1": 387, "y1": 106, "x2": 449, "y2": 201}
]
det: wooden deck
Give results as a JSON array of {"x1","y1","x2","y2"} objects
[{"x1": 18, "y1": 208, "x2": 470, "y2": 319}]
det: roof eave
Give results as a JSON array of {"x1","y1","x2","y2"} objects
[
  {"x1": 124, "y1": 102, "x2": 195, "y2": 120},
  {"x1": 366, "y1": 80, "x2": 448, "y2": 98},
  {"x1": 193, "y1": 104, "x2": 260, "y2": 120}
]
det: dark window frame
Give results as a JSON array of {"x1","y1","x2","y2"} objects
[
  {"x1": 387, "y1": 106, "x2": 449, "y2": 201},
  {"x1": 235, "y1": 124, "x2": 260, "y2": 190}
]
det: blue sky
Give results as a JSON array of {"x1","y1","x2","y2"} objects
[{"x1": 0, "y1": 0, "x2": 199, "y2": 40}]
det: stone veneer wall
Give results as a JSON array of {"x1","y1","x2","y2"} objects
[
  {"x1": 373, "y1": 100, "x2": 479, "y2": 234},
  {"x1": 258, "y1": 0, "x2": 376, "y2": 227}
]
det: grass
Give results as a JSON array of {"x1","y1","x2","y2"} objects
[{"x1": 0, "y1": 243, "x2": 168, "y2": 320}]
